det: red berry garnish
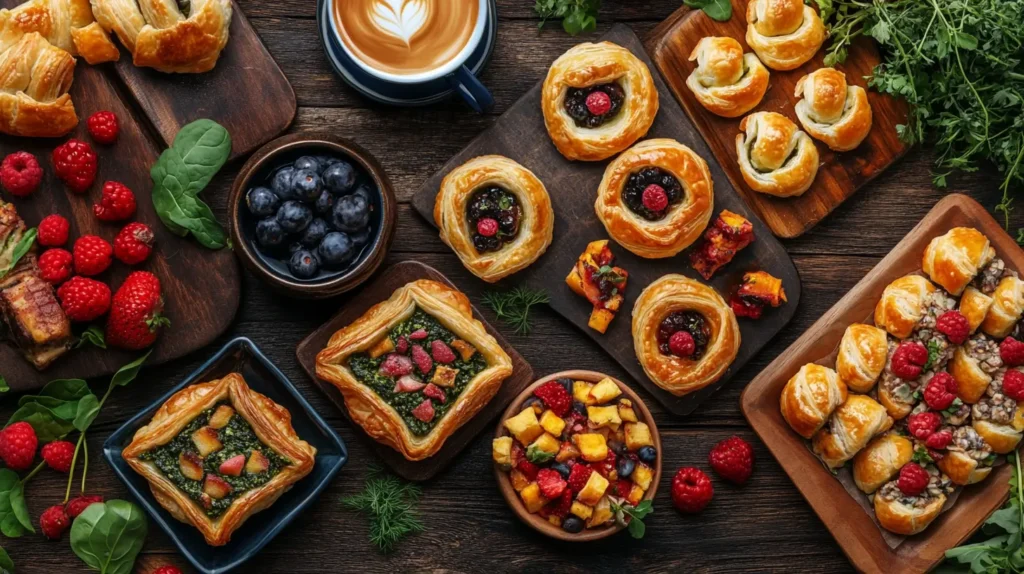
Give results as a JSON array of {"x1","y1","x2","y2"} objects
[
  {"x1": 37, "y1": 214, "x2": 70, "y2": 247},
  {"x1": 923, "y1": 372, "x2": 959, "y2": 410},
  {"x1": 935, "y1": 311, "x2": 970, "y2": 344},
  {"x1": 585, "y1": 91, "x2": 612, "y2": 115},
  {"x1": 890, "y1": 341, "x2": 928, "y2": 380},
  {"x1": 41, "y1": 440, "x2": 75, "y2": 473},
  {"x1": 57, "y1": 276, "x2": 112, "y2": 322},
  {"x1": 897, "y1": 463, "x2": 929, "y2": 497},
  {"x1": 86, "y1": 111, "x2": 119, "y2": 145},
  {"x1": 65, "y1": 495, "x2": 103, "y2": 519},
  {"x1": 533, "y1": 380, "x2": 572, "y2": 417},
  {"x1": 52, "y1": 139, "x2": 98, "y2": 194},
  {"x1": 1003, "y1": 369, "x2": 1024, "y2": 402},
  {"x1": 536, "y1": 468, "x2": 568, "y2": 499},
  {"x1": 641, "y1": 184, "x2": 669, "y2": 213},
  {"x1": 671, "y1": 467, "x2": 714, "y2": 513},
  {"x1": 1000, "y1": 337, "x2": 1024, "y2": 367},
  {"x1": 567, "y1": 463, "x2": 593, "y2": 494},
  {"x1": 39, "y1": 505, "x2": 70, "y2": 540},
  {"x1": 0, "y1": 151, "x2": 43, "y2": 197},
  {"x1": 73, "y1": 235, "x2": 113, "y2": 276},
  {"x1": 669, "y1": 330, "x2": 696, "y2": 357},
  {"x1": 113, "y1": 222, "x2": 155, "y2": 265},
  {"x1": 476, "y1": 217, "x2": 498, "y2": 237},
  {"x1": 708, "y1": 436, "x2": 754, "y2": 485},
  {"x1": 0, "y1": 421, "x2": 38, "y2": 471},
  {"x1": 430, "y1": 339, "x2": 456, "y2": 364},
  {"x1": 38, "y1": 248, "x2": 73, "y2": 285},
  {"x1": 907, "y1": 411, "x2": 942, "y2": 440},
  {"x1": 925, "y1": 429, "x2": 953, "y2": 450},
  {"x1": 93, "y1": 181, "x2": 136, "y2": 222}
]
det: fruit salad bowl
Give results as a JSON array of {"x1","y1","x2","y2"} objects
[{"x1": 493, "y1": 370, "x2": 662, "y2": 542}]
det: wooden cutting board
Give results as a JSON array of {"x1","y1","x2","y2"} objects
[
  {"x1": 0, "y1": 64, "x2": 241, "y2": 392},
  {"x1": 295, "y1": 261, "x2": 534, "y2": 481},
  {"x1": 645, "y1": 1, "x2": 910, "y2": 238},
  {"x1": 411, "y1": 25, "x2": 801, "y2": 416}
]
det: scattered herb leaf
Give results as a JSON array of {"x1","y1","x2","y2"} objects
[
  {"x1": 684, "y1": 0, "x2": 732, "y2": 21},
  {"x1": 610, "y1": 499, "x2": 653, "y2": 539},
  {"x1": 75, "y1": 326, "x2": 106, "y2": 350},
  {"x1": 482, "y1": 287, "x2": 550, "y2": 335},
  {"x1": 0, "y1": 470, "x2": 29, "y2": 538},
  {"x1": 945, "y1": 453, "x2": 1023, "y2": 571},
  {"x1": 534, "y1": 0, "x2": 600, "y2": 36},
  {"x1": 0, "y1": 228, "x2": 36, "y2": 280},
  {"x1": 70, "y1": 500, "x2": 148, "y2": 574},
  {"x1": 912, "y1": 447, "x2": 934, "y2": 465},
  {"x1": 526, "y1": 444, "x2": 555, "y2": 464},
  {"x1": 0, "y1": 377, "x2": 7, "y2": 394},
  {"x1": 0, "y1": 547, "x2": 12, "y2": 573},
  {"x1": 341, "y1": 465, "x2": 425, "y2": 553}
]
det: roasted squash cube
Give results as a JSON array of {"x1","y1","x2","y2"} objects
[
  {"x1": 179, "y1": 452, "x2": 204, "y2": 481},
  {"x1": 510, "y1": 469, "x2": 530, "y2": 492},
  {"x1": 539, "y1": 410, "x2": 566, "y2": 437},
  {"x1": 504, "y1": 408, "x2": 543, "y2": 445},
  {"x1": 587, "y1": 496, "x2": 613, "y2": 527},
  {"x1": 556, "y1": 441, "x2": 581, "y2": 462},
  {"x1": 450, "y1": 339, "x2": 476, "y2": 361},
  {"x1": 520, "y1": 482, "x2": 549, "y2": 513},
  {"x1": 627, "y1": 484, "x2": 645, "y2": 507},
  {"x1": 588, "y1": 308, "x2": 615, "y2": 334},
  {"x1": 633, "y1": 463, "x2": 653, "y2": 491},
  {"x1": 529, "y1": 433, "x2": 560, "y2": 457},
  {"x1": 570, "y1": 501, "x2": 593, "y2": 520},
  {"x1": 625, "y1": 422, "x2": 654, "y2": 450},
  {"x1": 368, "y1": 337, "x2": 395, "y2": 359},
  {"x1": 589, "y1": 378, "x2": 621, "y2": 404},
  {"x1": 576, "y1": 471, "x2": 609, "y2": 506},
  {"x1": 203, "y1": 475, "x2": 232, "y2": 499},
  {"x1": 246, "y1": 450, "x2": 270, "y2": 474},
  {"x1": 573, "y1": 381, "x2": 596, "y2": 405},
  {"x1": 573, "y1": 433, "x2": 608, "y2": 462},
  {"x1": 492, "y1": 436, "x2": 514, "y2": 469},
  {"x1": 566, "y1": 266, "x2": 586, "y2": 297},
  {"x1": 587, "y1": 405, "x2": 622, "y2": 429},
  {"x1": 208, "y1": 405, "x2": 235, "y2": 429},
  {"x1": 618, "y1": 399, "x2": 638, "y2": 423},
  {"x1": 192, "y1": 426, "x2": 222, "y2": 457},
  {"x1": 431, "y1": 365, "x2": 459, "y2": 388}
]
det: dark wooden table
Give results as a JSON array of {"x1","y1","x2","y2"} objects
[{"x1": 2, "y1": 2, "x2": 1018, "y2": 572}]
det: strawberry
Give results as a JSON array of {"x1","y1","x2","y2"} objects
[
  {"x1": 533, "y1": 381, "x2": 572, "y2": 417},
  {"x1": 536, "y1": 468, "x2": 567, "y2": 499},
  {"x1": 411, "y1": 344, "x2": 433, "y2": 374},
  {"x1": 566, "y1": 462, "x2": 593, "y2": 494},
  {"x1": 106, "y1": 271, "x2": 168, "y2": 350}
]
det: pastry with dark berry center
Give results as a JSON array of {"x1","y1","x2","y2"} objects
[
  {"x1": 563, "y1": 83, "x2": 626, "y2": 128},
  {"x1": 656, "y1": 311, "x2": 710, "y2": 359},
  {"x1": 566, "y1": 240, "x2": 629, "y2": 334},
  {"x1": 466, "y1": 186, "x2": 522, "y2": 253}
]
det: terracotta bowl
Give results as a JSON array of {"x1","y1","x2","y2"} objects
[
  {"x1": 493, "y1": 370, "x2": 662, "y2": 542},
  {"x1": 228, "y1": 133, "x2": 396, "y2": 299}
]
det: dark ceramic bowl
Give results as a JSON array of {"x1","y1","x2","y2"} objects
[
  {"x1": 228, "y1": 134, "x2": 396, "y2": 299},
  {"x1": 103, "y1": 337, "x2": 348, "y2": 574}
]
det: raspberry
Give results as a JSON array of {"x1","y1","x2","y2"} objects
[
  {"x1": 86, "y1": 111, "x2": 119, "y2": 145},
  {"x1": 925, "y1": 429, "x2": 953, "y2": 450},
  {"x1": 669, "y1": 331, "x2": 695, "y2": 357},
  {"x1": 641, "y1": 184, "x2": 669, "y2": 212},
  {"x1": 897, "y1": 462, "x2": 929, "y2": 496},
  {"x1": 614, "y1": 478, "x2": 633, "y2": 498},
  {"x1": 52, "y1": 139, "x2": 97, "y2": 194},
  {"x1": 423, "y1": 383, "x2": 446, "y2": 403},
  {"x1": 907, "y1": 411, "x2": 942, "y2": 440},
  {"x1": 379, "y1": 353, "x2": 413, "y2": 377},
  {"x1": 409, "y1": 329, "x2": 428, "y2": 340},
  {"x1": 430, "y1": 339, "x2": 456, "y2": 364},
  {"x1": 550, "y1": 488, "x2": 573, "y2": 518},
  {"x1": 113, "y1": 222, "x2": 154, "y2": 265},
  {"x1": 1, "y1": 151, "x2": 43, "y2": 197},
  {"x1": 533, "y1": 380, "x2": 572, "y2": 417},
  {"x1": 410, "y1": 344, "x2": 432, "y2": 374},
  {"x1": 395, "y1": 336, "x2": 409, "y2": 354},
  {"x1": 38, "y1": 249, "x2": 73, "y2": 285},
  {"x1": 592, "y1": 449, "x2": 617, "y2": 478},
  {"x1": 0, "y1": 422, "x2": 38, "y2": 471},
  {"x1": 40, "y1": 440, "x2": 75, "y2": 473},
  {"x1": 671, "y1": 467, "x2": 714, "y2": 513},
  {"x1": 153, "y1": 567, "x2": 183, "y2": 574},
  {"x1": 1001, "y1": 337, "x2": 1024, "y2": 367},
  {"x1": 93, "y1": 181, "x2": 136, "y2": 222},
  {"x1": 923, "y1": 372, "x2": 959, "y2": 410},
  {"x1": 65, "y1": 495, "x2": 103, "y2": 518},
  {"x1": 476, "y1": 217, "x2": 498, "y2": 237},
  {"x1": 708, "y1": 436, "x2": 754, "y2": 485},
  {"x1": 57, "y1": 276, "x2": 112, "y2": 322},
  {"x1": 516, "y1": 459, "x2": 540, "y2": 481},
  {"x1": 39, "y1": 505, "x2": 70, "y2": 540},
  {"x1": 37, "y1": 215, "x2": 70, "y2": 247},
  {"x1": 585, "y1": 91, "x2": 612, "y2": 115},
  {"x1": 567, "y1": 462, "x2": 593, "y2": 494},
  {"x1": 935, "y1": 311, "x2": 970, "y2": 345},
  {"x1": 536, "y1": 468, "x2": 567, "y2": 499},
  {"x1": 890, "y1": 341, "x2": 928, "y2": 380},
  {"x1": 1003, "y1": 369, "x2": 1024, "y2": 401},
  {"x1": 73, "y1": 235, "x2": 113, "y2": 276}
]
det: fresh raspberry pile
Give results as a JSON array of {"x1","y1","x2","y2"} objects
[
  {"x1": 671, "y1": 467, "x2": 714, "y2": 513},
  {"x1": 113, "y1": 222, "x2": 154, "y2": 265},
  {"x1": 39, "y1": 505, "x2": 70, "y2": 540},
  {"x1": 65, "y1": 495, "x2": 103, "y2": 518},
  {"x1": 0, "y1": 151, "x2": 43, "y2": 197},
  {"x1": 57, "y1": 276, "x2": 112, "y2": 322},
  {"x1": 890, "y1": 341, "x2": 928, "y2": 380},
  {"x1": 533, "y1": 380, "x2": 571, "y2": 416},
  {"x1": 536, "y1": 468, "x2": 567, "y2": 499},
  {"x1": 925, "y1": 429, "x2": 953, "y2": 450},
  {"x1": 1003, "y1": 369, "x2": 1024, "y2": 401},
  {"x1": 93, "y1": 181, "x2": 136, "y2": 222},
  {"x1": 37, "y1": 215, "x2": 70, "y2": 247},
  {"x1": 897, "y1": 463, "x2": 930, "y2": 496},
  {"x1": 38, "y1": 249, "x2": 73, "y2": 285},
  {"x1": 922, "y1": 372, "x2": 959, "y2": 410},
  {"x1": 0, "y1": 422, "x2": 37, "y2": 471},
  {"x1": 567, "y1": 462, "x2": 592, "y2": 494},
  {"x1": 52, "y1": 139, "x2": 97, "y2": 194},
  {"x1": 106, "y1": 271, "x2": 167, "y2": 350},
  {"x1": 41, "y1": 440, "x2": 75, "y2": 473},
  {"x1": 907, "y1": 411, "x2": 942, "y2": 440},
  {"x1": 86, "y1": 111, "x2": 119, "y2": 144},
  {"x1": 935, "y1": 310, "x2": 970, "y2": 344},
  {"x1": 430, "y1": 339, "x2": 456, "y2": 364},
  {"x1": 1001, "y1": 337, "x2": 1024, "y2": 367},
  {"x1": 708, "y1": 436, "x2": 754, "y2": 485},
  {"x1": 73, "y1": 235, "x2": 113, "y2": 276}
]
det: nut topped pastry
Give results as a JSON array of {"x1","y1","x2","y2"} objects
[
  {"x1": 873, "y1": 463, "x2": 954, "y2": 535},
  {"x1": 686, "y1": 36, "x2": 770, "y2": 118}
]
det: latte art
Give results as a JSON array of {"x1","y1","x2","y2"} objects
[{"x1": 334, "y1": 0, "x2": 480, "y2": 76}]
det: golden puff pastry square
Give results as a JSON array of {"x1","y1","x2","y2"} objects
[
  {"x1": 794, "y1": 68, "x2": 873, "y2": 151},
  {"x1": 922, "y1": 227, "x2": 996, "y2": 296},
  {"x1": 122, "y1": 373, "x2": 317, "y2": 546},
  {"x1": 686, "y1": 36, "x2": 770, "y2": 118},
  {"x1": 541, "y1": 41, "x2": 658, "y2": 161},
  {"x1": 435, "y1": 156, "x2": 554, "y2": 283},
  {"x1": 735, "y1": 111, "x2": 819, "y2": 198},
  {"x1": 316, "y1": 280, "x2": 513, "y2": 461},
  {"x1": 595, "y1": 139, "x2": 714, "y2": 259},
  {"x1": 0, "y1": 33, "x2": 79, "y2": 137},
  {"x1": 745, "y1": 0, "x2": 825, "y2": 71}
]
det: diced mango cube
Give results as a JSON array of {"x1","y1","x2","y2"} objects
[
  {"x1": 572, "y1": 433, "x2": 608, "y2": 462},
  {"x1": 588, "y1": 308, "x2": 615, "y2": 334},
  {"x1": 633, "y1": 463, "x2": 653, "y2": 491},
  {"x1": 451, "y1": 339, "x2": 476, "y2": 361},
  {"x1": 576, "y1": 471, "x2": 610, "y2": 506},
  {"x1": 573, "y1": 381, "x2": 596, "y2": 405},
  {"x1": 548, "y1": 515, "x2": 562, "y2": 527},
  {"x1": 570, "y1": 501, "x2": 593, "y2": 520},
  {"x1": 627, "y1": 484, "x2": 645, "y2": 507},
  {"x1": 539, "y1": 409, "x2": 566, "y2": 437},
  {"x1": 510, "y1": 469, "x2": 530, "y2": 492},
  {"x1": 587, "y1": 496, "x2": 613, "y2": 527},
  {"x1": 624, "y1": 422, "x2": 654, "y2": 450},
  {"x1": 431, "y1": 365, "x2": 459, "y2": 388},
  {"x1": 368, "y1": 337, "x2": 395, "y2": 358},
  {"x1": 556, "y1": 441, "x2": 581, "y2": 462},
  {"x1": 587, "y1": 405, "x2": 622, "y2": 429},
  {"x1": 520, "y1": 482, "x2": 549, "y2": 513},
  {"x1": 504, "y1": 408, "x2": 543, "y2": 445},
  {"x1": 492, "y1": 436, "x2": 513, "y2": 469},
  {"x1": 589, "y1": 378, "x2": 621, "y2": 404},
  {"x1": 529, "y1": 433, "x2": 560, "y2": 456},
  {"x1": 618, "y1": 399, "x2": 638, "y2": 423}
]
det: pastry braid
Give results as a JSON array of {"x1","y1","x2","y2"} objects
[{"x1": 0, "y1": 0, "x2": 119, "y2": 64}]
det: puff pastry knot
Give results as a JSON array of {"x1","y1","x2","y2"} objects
[
  {"x1": 852, "y1": 433, "x2": 913, "y2": 494},
  {"x1": 745, "y1": 0, "x2": 825, "y2": 71},
  {"x1": 835, "y1": 323, "x2": 887, "y2": 393},
  {"x1": 541, "y1": 41, "x2": 658, "y2": 161},
  {"x1": 1, "y1": 0, "x2": 119, "y2": 64},
  {"x1": 735, "y1": 111, "x2": 819, "y2": 197},
  {"x1": 811, "y1": 394, "x2": 893, "y2": 470},
  {"x1": 922, "y1": 227, "x2": 996, "y2": 296},
  {"x1": 595, "y1": 139, "x2": 714, "y2": 259},
  {"x1": 0, "y1": 32, "x2": 76, "y2": 137},
  {"x1": 631, "y1": 275, "x2": 740, "y2": 397},
  {"x1": 794, "y1": 68, "x2": 873, "y2": 151},
  {"x1": 686, "y1": 36, "x2": 769, "y2": 118},
  {"x1": 90, "y1": 0, "x2": 231, "y2": 73},
  {"x1": 435, "y1": 155, "x2": 554, "y2": 283},
  {"x1": 780, "y1": 363, "x2": 847, "y2": 439},
  {"x1": 873, "y1": 274, "x2": 937, "y2": 339}
]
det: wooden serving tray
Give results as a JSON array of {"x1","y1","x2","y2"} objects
[
  {"x1": 411, "y1": 25, "x2": 800, "y2": 416},
  {"x1": 741, "y1": 194, "x2": 1020, "y2": 573},
  {"x1": 646, "y1": 1, "x2": 910, "y2": 238},
  {"x1": 295, "y1": 261, "x2": 535, "y2": 481}
]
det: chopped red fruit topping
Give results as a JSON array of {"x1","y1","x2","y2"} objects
[
  {"x1": 395, "y1": 336, "x2": 409, "y2": 354},
  {"x1": 393, "y1": 375, "x2": 425, "y2": 393},
  {"x1": 423, "y1": 383, "x2": 446, "y2": 402},
  {"x1": 409, "y1": 329, "x2": 428, "y2": 340},
  {"x1": 533, "y1": 380, "x2": 572, "y2": 416},
  {"x1": 411, "y1": 344, "x2": 433, "y2": 374},
  {"x1": 218, "y1": 454, "x2": 245, "y2": 477},
  {"x1": 537, "y1": 468, "x2": 567, "y2": 499},
  {"x1": 379, "y1": 353, "x2": 414, "y2": 377},
  {"x1": 566, "y1": 462, "x2": 593, "y2": 494},
  {"x1": 516, "y1": 458, "x2": 540, "y2": 481},
  {"x1": 431, "y1": 339, "x2": 456, "y2": 363}
]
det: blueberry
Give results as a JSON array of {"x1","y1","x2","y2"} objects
[
  {"x1": 288, "y1": 249, "x2": 319, "y2": 279},
  {"x1": 272, "y1": 167, "x2": 296, "y2": 199},
  {"x1": 551, "y1": 462, "x2": 571, "y2": 479},
  {"x1": 616, "y1": 457, "x2": 635, "y2": 478},
  {"x1": 608, "y1": 439, "x2": 626, "y2": 456},
  {"x1": 293, "y1": 156, "x2": 320, "y2": 173},
  {"x1": 246, "y1": 186, "x2": 279, "y2": 217},
  {"x1": 318, "y1": 232, "x2": 354, "y2": 268},
  {"x1": 557, "y1": 378, "x2": 573, "y2": 395},
  {"x1": 331, "y1": 194, "x2": 370, "y2": 233},
  {"x1": 323, "y1": 161, "x2": 357, "y2": 194},
  {"x1": 353, "y1": 184, "x2": 374, "y2": 202},
  {"x1": 301, "y1": 218, "x2": 329, "y2": 247},
  {"x1": 522, "y1": 396, "x2": 544, "y2": 413},
  {"x1": 572, "y1": 401, "x2": 587, "y2": 417},
  {"x1": 290, "y1": 169, "x2": 322, "y2": 203},
  {"x1": 255, "y1": 218, "x2": 285, "y2": 248},
  {"x1": 350, "y1": 227, "x2": 372, "y2": 248},
  {"x1": 288, "y1": 241, "x2": 305, "y2": 253},
  {"x1": 316, "y1": 155, "x2": 339, "y2": 171},
  {"x1": 637, "y1": 446, "x2": 657, "y2": 465},
  {"x1": 276, "y1": 200, "x2": 313, "y2": 234},
  {"x1": 315, "y1": 190, "x2": 335, "y2": 215},
  {"x1": 562, "y1": 516, "x2": 584, "y2": 534}
]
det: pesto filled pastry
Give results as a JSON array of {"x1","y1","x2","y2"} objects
[
  {"x1": 686, "y1": 36, "x2": 769, "y2": 118},
  {"x1": 631, "y1": 275, "x2": 740, "y2": 397},
  {"x1": 811, "y1": 394, "x2": 892, "y2": 470},
  {"x1": 981, "y1": 275, "x2": 1024, "y2": 338},
  {"x1": 874, "y1": 465, "x2": 954, "y2": 535},
  {"x1": 316, "y1": 280, "x2": 513, "y2": 461},
  {"x1": 835, "y1": 323, "x2": 888, "y2": 393},
  {"x1": 922, "y1": 227, "x2": 996, "y2": 296},
  {"x1": 745, "y1": 0, "x2": 825, "y2": 71},
  {"x1": 780, "y1": 363, "x2": 847, "y2": 439},
  {"x1": 122, "y1": 373, "x2": 316, "y2": 546},
  {"x1": 735, "y1": 111, "x2": 819, "y2": 198},
  {"x1": 852, "y1": 433, "x2": 913, "y2": 494},
  {"x1": 594, "y1": 139, "x2": 714, "y2": 259},
  {"x1": 541, "y1": 41, "x2": 658, "y2": 161},
  {"x1": 434, "y1": 156, "x2": 554, "y2": 283},
  {"x1": 793, "y1": 68, "x2": 873, "y2": 151}
]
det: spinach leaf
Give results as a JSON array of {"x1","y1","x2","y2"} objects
[
  {"x1": 684, "y1": 0, "x2": 732, "y2": 21},
  {"x1": 0, "y1": 228, "x2": 37, "y2": 280},
  {"x1": 76, "y1": 326, "x2": 107, "y2": 349},
  {"x1": 0, "y1": 376, "x2": 7, "y2": 393},
  {"x1": 10, "y1": 379, "x2": 98, "y2": 438},
  {"x1": 0, "y1": 546, "x2": 13, "y2": 572},
  {"x1": 0, "y1": 470, "x2": 30, "y2": 537},
  {"x1": 73, "y1": 394, "x2": 101, "y2": 432},
  {"x1": 534, "y1": 0, "x2": 600, "y2": 36},
  {"x1": 172, "y1": 119, "x2": 232, "y2": 194},
  {"x1": 110, "y1": 351, "x2": 151, "y2": 388},
  {"x1": 6, "y1": 403, "x2": 74, "y2": 442},
  {"x1": 71, "y1": 500, "x2": 148, "y2": 574},
  {"x1": 8, "y1": 482, "x2": 32, "y2": 533}
]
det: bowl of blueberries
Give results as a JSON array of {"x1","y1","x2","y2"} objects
[{"x1": 229, "y1": 134, "x2": 396, "y2": 298}]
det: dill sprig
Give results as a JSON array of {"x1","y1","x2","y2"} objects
[
  {"x1": 482, "y1": 286, "x2": 550, "y2": 335},
  {"x1": 341, "y1": 464, "x2": 425, "y2": 553}
]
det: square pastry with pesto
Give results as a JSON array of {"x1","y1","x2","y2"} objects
[
  {"x1": 122, "y1": 373, "x2": 316, "y2": 546},
  {"x1": 316, "y1": 279, "x2": 514, "y2": 461}
]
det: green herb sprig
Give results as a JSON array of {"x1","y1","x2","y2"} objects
[
  {"x1": 534, "y1": 0, "x2": 600, "y2": 36},
  {"x1": 0, "y1": 228, "x2": 36, "y2": 281},
  {"x1": 610, "y1": 499, "x2": 653, "y2": 539},
  {"x1": 342, "y1": 465, "x2": 425, "y2": 553},
  {"x1": 684, "y1": 0, "x2": 732, "y2": 22},
  {"x1": 482, "y1": 287, "x2": 549, "y2": 335},
  {"x1": 944, "y1": 453, "x2": 1024, "y2": 571}
]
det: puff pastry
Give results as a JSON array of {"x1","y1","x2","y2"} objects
[
  {"x1": 960, "y1": 286, "x2": 994, "y2": 334},
  {"x1": 90, "y1": 0, "x2": 231, "y2": 73},
  {"x1": 972, "y1": 368, "x2": 1024, "y2": 454},
  {"x1": 686, "y1": 36, "x2": 769, "y2": 118},
  {"x1": 122, "y1": 373, "x2": 316, "y2": 546},
  {"x1": 745, "y1": 0, "x2": 825, "y2": 71},
  {"x1": 852, "y1": 433, "x2": 913, "y2": 494},
  {"x1": 936, "y1": 426, "x2": 993, "y2": 485},
  {"x1": 779, "y1": 363, "x2": 847, "y2": 439},
  {"x1": 811, "y1": 394, "x2": 893, "y2": 470},
  {"x1": 435, "y1": 156, "x2": 554, "y2": 283},
  {"x1": 874, "y1": 468, "x2": 952, "y2": 535},
  {"x1": 922, "y1": 227, "x2": 996, "y2": 296},
  {"x1": 981, "y1": 275, "x2": 1024, "y2": 338},
  {"x1": 594, "y1": 139, "x2": 714, "y2": 259},
  {"x1": 794, "y1": 68, "x2": 872, "y2": 151},
  {"x1": 0, "y1": 0, "x2": 118, "y2": 63},
  {"x1": 631, "y1": 274, "x2": 740, "y2": 397},
  {"x1": 836, "y1": 323, "x2": 888, "y2": 393},
  {"x1": 949, "y1": 333, "x2": 1004, "y2": 404},
  {"x1": 735, "y1": 111, "x2": 819, "y2": 197},
  {"x1": 0, "y1": 32, "x2": 77, "y2": 137},
  {"x1": 316, "y1": 280, "x2": 513, "y2": 461},
  {"x1": 873, "y1": 275, "x2": 938, "y2": 339},
  {"x1": 541, "y1": 41, "x2": 658, "y2": 161}
]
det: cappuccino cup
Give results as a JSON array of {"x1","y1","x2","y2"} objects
[{"x1": 329, "y1": 0, "x2": 493, "y2": 111}]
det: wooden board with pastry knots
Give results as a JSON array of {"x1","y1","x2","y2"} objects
[{"x1": 646, "y1": 0, "x2": 910, "y2": 238}]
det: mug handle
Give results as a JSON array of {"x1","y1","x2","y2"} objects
[{"x1": 447, "y1": 65, "x2": 494, "y2": 113}]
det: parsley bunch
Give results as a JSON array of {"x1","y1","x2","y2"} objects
[{"x1": 944, "y1": 453, "x2": 1024, "y2": 572}]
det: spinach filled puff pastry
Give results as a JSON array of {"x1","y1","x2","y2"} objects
[
  {"x1": 794, "y1": 68, "x2": 873, "y2": 152},
  {"x1": 735, "y1": 111, "x2": 819, "y2": 198},
  {"x1": 745, "y1": 0, "x2": 825, "y2": 71},
  {"x1": 316, "y1": 280, "x2": 513, "y2": 461},
  {"x1": 122, "y1": 373, "x2": 316, "y2": 546},
  {"x1": 686, "y1": 36, "x2": 769, "y2": 118}
]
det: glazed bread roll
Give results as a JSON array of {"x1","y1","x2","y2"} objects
[
  {"x1": 735, "y1": 111, "x2": 819, "y2": 198},
  {"x1": 873, "y1": 468, "x2": 951, "y2": 535},
  {"x1": 793, "y1": 68, "x2": 872, "y2": 151},
  {"x1": 780, "y1": 363, "x2": 847, "y2": 439},
  {"x1": 835, "y1": 323, "x2": 888, "y2": 393},
  {"x1": 949, "y1": 333, "x2": 1004, "y2": 404},
  {"x1": 745, "y1": 0, "x2": 825, "y2": 71},
  {"x1": 936, "y1": 426, "x2": 993, "y2": 485},
  {"x1": 686, "y1": 36, "x2": 770, "y2": 118},
  {"x1": 852, "y1": 433, "x2": 913, "y2": 494},
  {"x1": 873, "y1": 275, "x2": 937, "y2": 339},
  {"x1": 960, "y1": 286, "x2": 994, "y2": 334},
  {"x1": 981, "y1": 276, "x2": 1024, "y2": 338},
  {"x1": 922, "y1": 227, "x2": 995, "y2": 296},
  {"x1": 811, "y1": 394, "x2": 893, "y2": 470}
]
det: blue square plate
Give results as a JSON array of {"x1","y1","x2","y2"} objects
[{"x1": 103, "y1": 337, "x2": 347, "y2": 574}]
